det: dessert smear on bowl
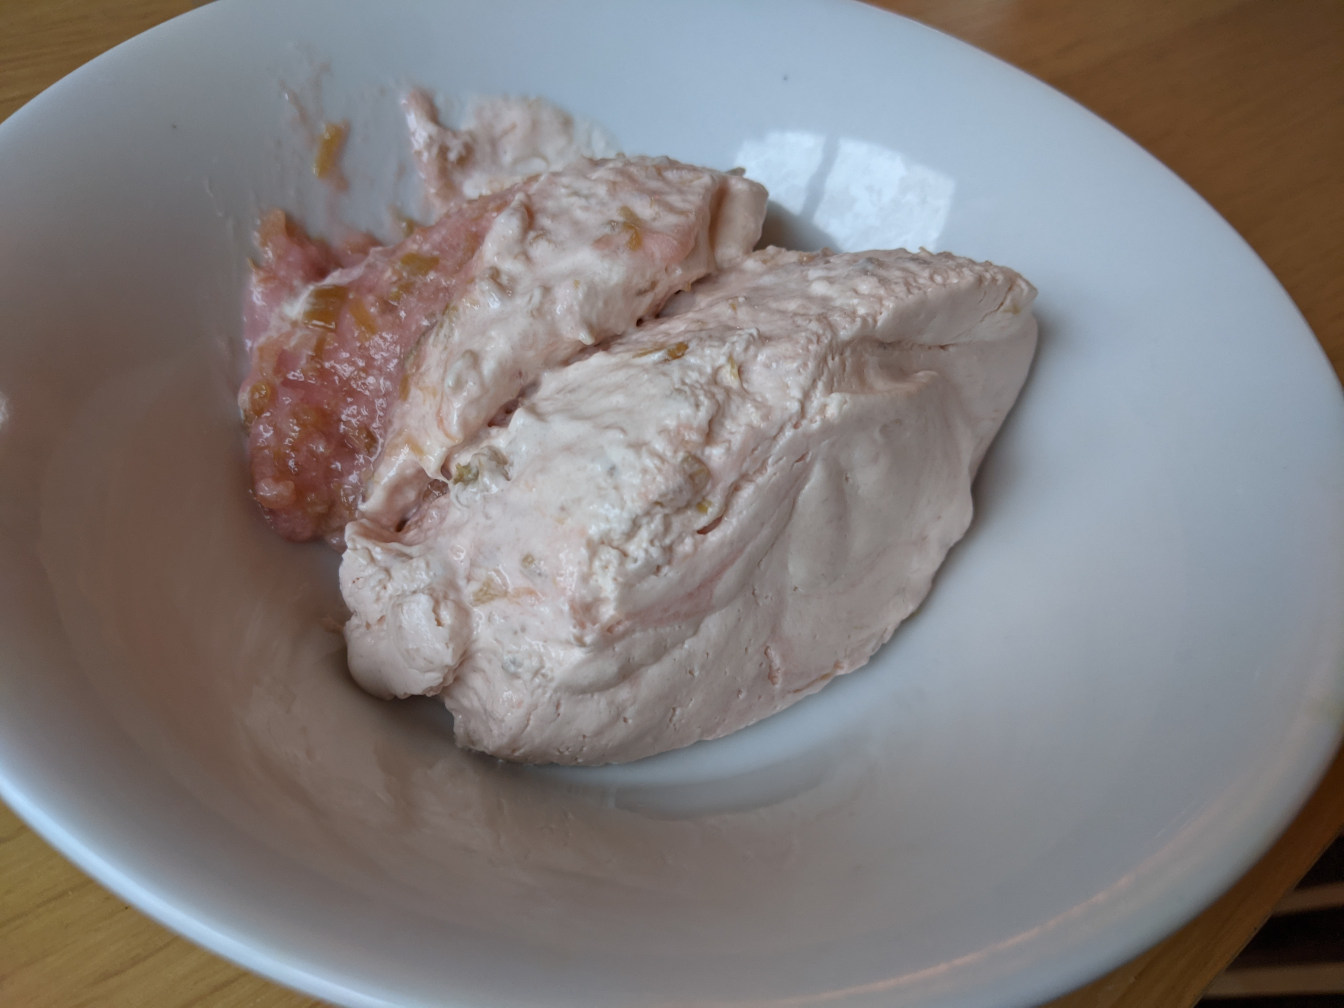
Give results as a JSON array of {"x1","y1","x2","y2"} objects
[{"x1": 238, "y1": 93, "x2": 1037, "y2": 765}]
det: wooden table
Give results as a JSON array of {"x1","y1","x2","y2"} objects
[{"x1": 2, "y1": 1, "x2": 1341, "y2": 1005}]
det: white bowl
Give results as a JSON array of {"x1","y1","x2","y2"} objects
[{"x1": 2, "y1": 2, "x2": 1343, "y2": 1007}]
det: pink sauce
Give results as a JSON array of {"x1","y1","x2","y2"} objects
[{"x1": 239, "y1": 192, "x2": 510, "y2": 542}]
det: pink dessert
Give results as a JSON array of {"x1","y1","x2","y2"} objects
[
  {"x1": 341, "y1": 247, "x2": 1037, "y2": 763},
  {"x1": 239, "y1": 94, "x2": 1038, "y2": 764}
]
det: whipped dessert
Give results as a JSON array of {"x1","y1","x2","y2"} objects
[
  {"x1": 239, "y1": 95, "x2": 1037, "y2": 764},
  {"x1": 403, "y1": 90, "x2": 620, "y2": 213}
]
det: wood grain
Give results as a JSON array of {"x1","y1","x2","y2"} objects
[{"x1": 2, "y1": 1, "x2": 1341, "y2": 1006}]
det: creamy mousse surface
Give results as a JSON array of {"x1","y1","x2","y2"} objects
[{"x1": 240, "y1": 95, "x2": 1038, "y2": 764}]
